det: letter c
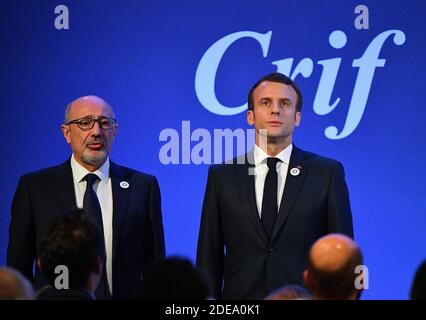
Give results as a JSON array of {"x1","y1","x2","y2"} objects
[{"x1": 195, "y1": 31, "x2": 272, "y2": 115}]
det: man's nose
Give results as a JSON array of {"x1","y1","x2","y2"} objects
[
  {"x1": 91, "y1": 121, "x2": 101, "y2": 135},
  {"x1": 271, "y1": 101, "x2": 280, "y2": 114}
]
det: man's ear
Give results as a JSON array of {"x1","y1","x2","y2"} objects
[
  {"x1": 303, "y1": 270, "x2": 314, "y2": 291},
  {"x1": 37, "y1": 258, "x2": 43, "y2": 270},
  {"x1": 294, "y1": 111, "x2": 301, "y2": 127},
  {"x1": 113, "y1": 123, "x2": 118, "y2": 137},
  {"x1": 247, "y1": 110, "x2": 254, "y2": 126},
  {"x1": 61, "y1": 124, "x2": 71, "y2": 144},
  {"x1": 93, "y1": 256, "x2": 103, "y2": 275}
]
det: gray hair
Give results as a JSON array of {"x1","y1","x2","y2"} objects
[{"x1": 64, "y1": 102, "x2": 72, "y2": 124}]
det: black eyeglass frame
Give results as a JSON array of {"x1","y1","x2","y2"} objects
[{"x1": 65, "y1": 116, "x2": 117, "y2": 131}]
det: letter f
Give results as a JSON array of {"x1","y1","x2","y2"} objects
[{"x1": 325, "y1": 30, "x2": 406, "y2": 139}]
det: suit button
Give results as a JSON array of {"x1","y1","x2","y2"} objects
[{"x1": 269, "y1": 248, "x2": 275, "y2": 254}]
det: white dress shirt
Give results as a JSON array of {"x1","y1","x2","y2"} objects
[
  {"x1": 253, "y1": 143, "x2": 293, "y2": 218},
  {"x1": 70, "y1": 154, "x2": 113, "y2": 294}
]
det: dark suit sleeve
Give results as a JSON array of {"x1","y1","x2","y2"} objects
[
  {"x1": 327, "y1": 162, "x2": 354, "y2": 238},
  {"x1": 148, "y1": 177, "x2": 166, "y2": 259},
  {"x1": 7, "y1": 175, "x2": 36, "y2": 282},
  {"x1": 196, "y1": 166, "x2": 224, "y2": 298}
]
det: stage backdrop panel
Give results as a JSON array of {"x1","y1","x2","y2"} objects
[{"x1": 0, "y1": 0, "x2": 425, "y2": 299}]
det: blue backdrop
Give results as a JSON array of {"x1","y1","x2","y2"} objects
[{"x1": 1, "y1": 0, "x2": 425, "y2": 299}]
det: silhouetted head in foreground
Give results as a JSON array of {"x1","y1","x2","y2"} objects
[
  {"x1": 264, "y1": 284, "x2": 312, "y2": 300},
  {"x1": 138, "y1": 257, "x2": 212, "y2": 300},
  {"x1": 0, "y1": 267, "x2": 34, "y2": 300},
  {"x1": 304, "y1": 234, "x2": 363, "y2": 300},
  {"x1": 410, "y1": 260, "x2": 426, "y2": 300}
]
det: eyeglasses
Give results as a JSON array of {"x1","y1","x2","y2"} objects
[{"x1": 66, "y1": 117, "x2": 117, "y2": 131}]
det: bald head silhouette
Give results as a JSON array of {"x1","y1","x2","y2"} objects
[
  {"x1": 304, "y1": 234, "x2": 363, "y2": 300},
  {"x1": 0, "y1": 267, "x2": 34, "y2": 300}
]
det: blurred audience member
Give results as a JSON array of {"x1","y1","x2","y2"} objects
[
  {"x1": 0, "y1": 266, "x2": 34, "y2": 300},
  {"x1": 304, "y1": 233, "x2": 363, "y2": 300},
  {"x1": 410, "y1": 259, "x2": 426, "y2": 300},
  {"x1": 36, "y1": 208, "x2": 102, "y2": 300},
  {"x1": 264, "y1": 284, "x2": 312, "y2": 300},
  {"x1": 138, "y1": 256, "x2": 211, "y2": 300}
]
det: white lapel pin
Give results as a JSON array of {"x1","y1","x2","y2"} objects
[
  {"x1": 120, "y1": 181, "x2": 130, "y2": 189},
  {"x1": 290, "y1": 167, "x2": 300, "y2": 176}
]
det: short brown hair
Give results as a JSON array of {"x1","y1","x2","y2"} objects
[{"x1": 247, "y1": 72, "x2": 303, "y2": 112}]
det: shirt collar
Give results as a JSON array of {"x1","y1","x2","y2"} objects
[
  {"x1": 70, "y1": 154, "x2": 110, "y2": 183},
  {"x1": 253, "y1": 143, "x2": 293, "y2": 166}
]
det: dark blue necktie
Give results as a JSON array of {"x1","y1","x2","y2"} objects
[
  {"x1": 83, "y1": 173, "x2": 111, "y2": 299},
  {"x1": 261, "y1": 157, "x2": 281, "y2": 240},
  {"x1": 83, "y1": 174, "x2": 105, "y2": 252}
]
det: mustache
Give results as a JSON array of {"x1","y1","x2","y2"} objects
[{"x1": 86, "y1": 138, "x2": 104, "y2": 145}]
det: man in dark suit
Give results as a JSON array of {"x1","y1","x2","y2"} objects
[
  {"x1": 7, "y1": 95, "x2": 165, "y2": 299},
  {"x1": 196, "y1": 73, "x2": 353, "y2": 300}
]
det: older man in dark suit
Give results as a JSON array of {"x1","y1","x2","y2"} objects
[
  {"x1": 7, "y1": 95, "x2": 165, "y2": 299},
  {"x1": 196, "y1": 73, "x2": 353, "y2": 300}
]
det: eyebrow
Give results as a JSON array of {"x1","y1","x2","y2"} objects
[
  {"x1": 258, "y1": 97, "x2": 293, "y2": 103},
  {"x1": 80, "y1": 115, "x2": 110, "y2": 119}
]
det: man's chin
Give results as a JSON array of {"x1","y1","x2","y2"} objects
[
  {"x1": 259, "y1": 133, "x2": 291, "y2": 145},
  {"x1": 259, "y1": 130, "x2": 287, "y2": 139},
  {"x1": 82, "y1": 151, "x2": 107, "y2": 166}
]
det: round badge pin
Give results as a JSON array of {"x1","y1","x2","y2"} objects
[
  {"x1": 290, "y1": 167, "x2": 300, "y2": 176},
  {"x1": 120, "y1": 181, "x2": 129, "y2": 189}
]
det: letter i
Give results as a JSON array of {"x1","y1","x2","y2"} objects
[{"x1": 313, "y1": 30, "x2": 347, "y2": 116}]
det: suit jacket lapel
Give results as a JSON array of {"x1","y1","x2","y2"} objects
[
  {"x1": 235, "y1": 151, "x2": 268, "y2": 244},
  {"x1": 110, "y1": 162, "x2": 131, "y2": 263},
  {"x1": 53, "y1": 159, "x2": 76, "y2": 210},
  {"x1": 272, "y1": 146, "x2": 308, "y2": 240}
]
